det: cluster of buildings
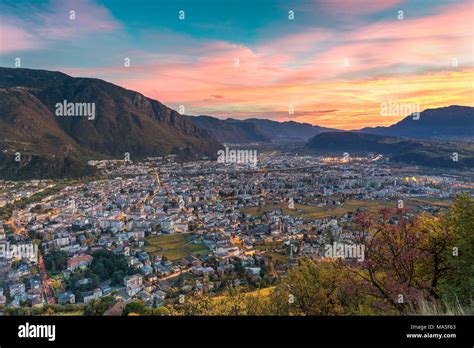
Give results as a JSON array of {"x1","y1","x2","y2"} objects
[{"x1": 0, "y1": 153, "x2": 471, "y2": 313}]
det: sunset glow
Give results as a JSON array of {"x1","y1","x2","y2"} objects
[{"x1": 1, "y1": 0, "x2": 472, "y2": 129}]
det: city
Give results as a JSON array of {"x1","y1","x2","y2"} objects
[
  {"x1": 1, "y1": 152, "x2": 471, "y2": 315},
  {"x1": 0, "y1": 0, "x2": 472, "y2": 344}
]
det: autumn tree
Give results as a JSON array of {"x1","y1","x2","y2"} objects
[{"x1": 437, "y1": 193, "x2": 474, "y2": 305}]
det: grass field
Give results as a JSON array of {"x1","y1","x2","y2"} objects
[
  {"x1": 241, "y1": 200, "x2": 395, "y2": 219},
  {"x1": 240, "y1": 198, "x2": 452, "y2": 219},
  {"x1": 145, "y1": 234, "x2": 210, "y2": 261}
]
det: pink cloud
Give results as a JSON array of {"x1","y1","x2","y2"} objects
[
  {"x1": 0, "y1": 0, "x2": 121, "y2": 53},
  {"x1": 257, "y1": 28, "x2": 331, "y2": 56},
  {"x1": 36, "y1": 0, "x2": 121, "y2": 39},
  {"x1": 274, "y1": 0, "x2": 473, "y2": 84},
  {"x1": 0, "y1": 24, "x2": 39, "y2": 53},
  {"x1": 15, "y1": 0, "x2": 471, "y2": 130}
]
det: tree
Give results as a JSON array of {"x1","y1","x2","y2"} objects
[
  {"x1": 44, "y1": 250, "x2": 68, "y2": 274},
  {"x1": 269, "y1": 258, "x2": 345, "y2": 315},
  {"x1": 83, "y1": 296, "x2": 117, "y2": 316},
  {"x1": 111, "y1": 270, "x2": 125, "y2": 285},
  {"x1": 341, "y1": 195, "x2": 473, "y2": 314},
  {"x1": 90, "y1": 250, "x2": 130, "y2": 282},
  {"x1": 416, "y1": 214, "x2": 453, "y2": 299},
  {"x1": 437, "y1": 193, "x2": 474, "y2": 305},
  {"x1": 348, "y1": 208, "x2": 432, "y2": 312},
  {"x1": 124, "y1": 300, "x2": 147, "y2": 316}
]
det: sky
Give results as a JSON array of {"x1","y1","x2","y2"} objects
[{"x1": 0, "y1": 0, "x2": 473, "y2": 130}]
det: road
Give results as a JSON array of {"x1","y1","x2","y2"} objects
[{"x1": 38, "y1": 255, "x2": 56, "y2": 305}]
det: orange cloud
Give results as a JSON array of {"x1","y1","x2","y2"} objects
[{"x1": 60, "y1": 0, "x2": 473, "y2": 130}]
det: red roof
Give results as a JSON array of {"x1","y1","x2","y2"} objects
[{"x1": 67, "y1": 254, "x2": 93, "y2": 267}]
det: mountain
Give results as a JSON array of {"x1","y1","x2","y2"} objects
[
  {"x1": 358, "y1": 106, "x2": 474, "y2": 139},
  {"x1": 305, "y1": 132, "x2": 474, "y2": 168},
  {"x1": 188, "y1": 115, "x2": 337, "y2": 144},
  {"x1": 187, "y1": 116, "x2": 271, "y2": 143},
  {"x1": 245, "y1": 118, "x2": 338, "y2": 142},
  {"x1": 0, "y1": 67, "x2": 221, "y2": 179}
]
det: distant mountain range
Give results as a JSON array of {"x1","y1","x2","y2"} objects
[
  {"x1": 1, "y1": 67, "x2": 472, "y2": 179},
  {"x1": 305, "y1": 132, "x2": 474, "y2": 168},
  {"x1": 0, "y1": 67, "x2": 221, "y2": 179},
  {"x1": 188, "y1": 115, "x2": 337, "y2": 143},
  {"x1": 191, "y1": 105, "x2": 473, "y2": 144},
  {"x1": 357, "y1": 106, "x2": 473, "y2": 139}
]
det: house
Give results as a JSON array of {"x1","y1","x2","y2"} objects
[
  {"x1": 153, "y1": 290, "x2": 166, "y2": 308},
  {"x1": 154, "y1": 264, "x2": 171, "y2": 277},
  {"x1": 67, "y1": 254, "x2": 93, "y2": 271},
  {"x1": 76, "y1": 279, "x2": 94, "y2": 289},
  {"x1": 141, "y1": 265, "x2": 153, "y2": 275},
  {"x1": 159, "y1": 217, "x2": 174, "y2": 233},
  {"x1": 29, "y1": 278, "x2": 41, "y2": 290},
  {"x1": 136, "y1": 252, "x2": 150, "y2": 262},
  {"x1": 100, "y1": 285, "x2": 112, "y2": 296},
  {"x1": 137, "y1": 291, "x2": 153, "y2": 307},
  {"x1": 83, "y1": 288, "x2": 102, "y2": 304},
  {"x1": 9, "y1": 283, "x2": 25, "y2": 298},
  {"x1": 191, "y1": 266, "x2": 214, "y2": 276},
  {"x1": 57, "y1": 291, "x2": 75, "y2": 304},
  {"x1": 178, "y1": 255, "x2": 201, "y2": 267},
  {"x1": 245, "y1": 267, "x2": 261, "y2": 276},
  {"x1": 124, "y1": 274, "x2": 143, "y2": 296},
  {"x1": 146, "y1": 275, "x2": 158, "y2": 283}
]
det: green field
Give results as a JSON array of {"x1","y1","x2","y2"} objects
[
  {"x1": 241, "y1": 200, "x2": 394, "y2": 219},
  {"x1": 145, "y1": 234, "x2": 209, "y2": 261},
  {"x1": 240, "y1": 198, "x2": 452, "y2": 219}
]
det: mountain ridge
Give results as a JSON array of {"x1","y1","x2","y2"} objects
[
  {"x1": 304, "y1": 131, "x2": 474, "y2": 168},
  {"x1": 357, "y1": 105, "x2": 474, "y2": 139},
  {"x1": 0, "y1": 67, "x2": 221, "y2": 179},
  {"x1": 188, "y1": 115, "x2": 339, "y2": 143}
]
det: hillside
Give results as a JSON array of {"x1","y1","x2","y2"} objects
[
  {"x1": 0, "y1": 67, "x2": 221, "y2": 179},
  {"x1": 189, "y1": 115, "x2": 337, "y2": 143},
  {"x1": 188, "y1": 116, "x2": 270, "y2": 143},
  {"x1": 358, "y1": 106, "x2": 474, "y2": 139},
  {"x1": 305, "y1": 132, "x2": 474, "y2": 168}
]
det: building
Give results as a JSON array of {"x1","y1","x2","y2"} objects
[
  {"x1": 67, "y1": 254, "x2": 93, "y2": 271},
  {"x1": 124, "y1": 274, "x2": 143, "y2": 296},
  {"x1": 9, "y1": 283, "x2": 25, "y2": 298},
  {"x1": 83, "y1": 288, "x2": 102, "y2": 304},
  {"x1": 57, "y1": 291, "x2": 75, "y2": 304}
]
